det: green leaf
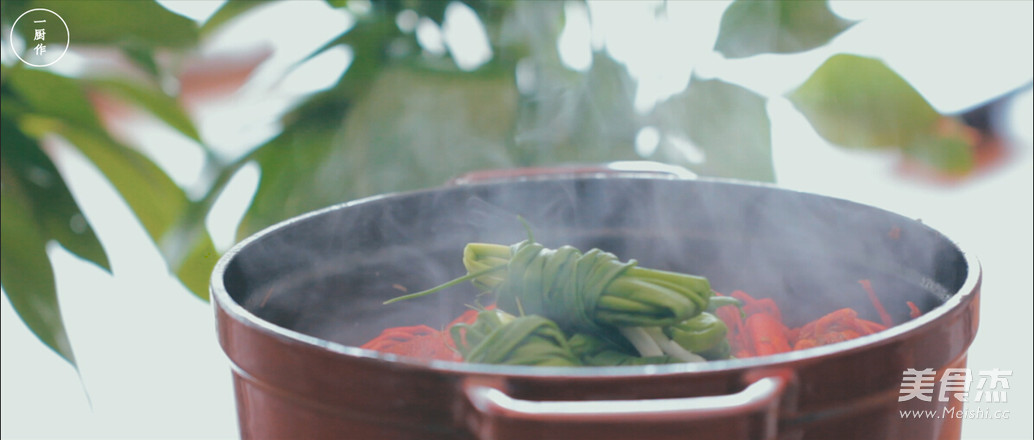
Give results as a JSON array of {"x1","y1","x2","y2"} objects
[
  {"x1": 411, "y1": 1, "x2": 450, "y2": 25},
  {"x1": 5, "y1": 68, "x2": 104, "y2": 133},
  {"x1": 158, "y1": 205, "x2": 218, "y2": 301},
  {"x1": 50, "y1": 123, "x2": 215, "y2": 300},
  {"x1": 7, "y1": 68, "x2": 182, "y2": 240},
  {"x1": 200, "y1": 0, "x2": 271, "y2": 37},
  {"x1": 239, "y1": 66, "x2": 519, "y2": 236},
  {"x1": 85, "y1": 78, "x2": 202, "y2": 143},
  {"x1": 300, "y1": 15, "x2": 397, "y2": 67},
  {"x1": 787, "y1": 54, "x2": 975, "y2": 173},
  {"x1": 903, "y1": 118, "x2": 975, "y2": 174},
  {"x1": 325, "y1": 0, "x2": 349, "y2": 9},
  {"x1": 41, "y1": 121, "x2": 187, "y2": 240},
  {"x1": 0, "y1": 122, "x2": 82, "y2": 365},
  {"x1": 328, "y1": 67, "x2": 519, "y2": 188},
  {"x1": 7, "y1": 66, "x2": 215, "y2": 299},
  {"x1": 171, "y1": 229, "x2": 218, "y2": 301},
  {"x1": 788, "y1": 54, "x2": 941, "y2": 149},
  {"x1": 0, "y1": 0, "x2": 33, "y2": 27},
  {"x1": 1, "y1": 183, "x2": 76, "y2": 365},
  {"x1": 652, "y1": 77, "x2": 775, "y2": 182},
  {"x1": 511, "y1": 53, "x2": 641, "y2": 165},
  {"x1": 234, "y1": 125, "x2": 337, "y2": 237},
  {"x1": 497, "y1": 1, "x2": 565, "y2": 67},
  {"x1": 494, "y1": 4, "x2": 645, "y2": 165},
  {"x1": 24, "y1": 0, "x2": 198, "y2": 47},
  {"x1": 230, "y1": 29, "x2": 387, "y2": 236},
  {"x1": 1, "y1": 117, "x2": 110, "y2": 272},
  {"x1": 120, "y1": 43, "x2": 162, "y2": 79},
  {"x1": 715, "y1": 0, "x2": 854, "y2": 59}
]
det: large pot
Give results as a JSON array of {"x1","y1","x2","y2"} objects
[{"x1": 211, "y1": 174, "x2": 980, "y2": 440}]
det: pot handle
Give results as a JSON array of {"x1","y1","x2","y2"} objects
[
  {"x1": 459, "y1": 373, "x2": 789, "y2": 440},
  {"x1": 448, "y1": 161, "x2": 696, "y2": 185}
]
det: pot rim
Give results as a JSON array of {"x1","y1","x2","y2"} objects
[{"x1": 210, "y1": 175, "x2": 982, "y2": 378}]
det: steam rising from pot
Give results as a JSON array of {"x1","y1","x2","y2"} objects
[{"x1": 220, "y1": 177, "x2": 966, "y2": 347}]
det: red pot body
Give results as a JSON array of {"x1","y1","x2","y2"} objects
[{"x1": 212, "y1": 176, "x2": 980, "y2": 440}]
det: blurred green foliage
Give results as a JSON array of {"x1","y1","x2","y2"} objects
[
  {"x1": 714, "y1": 0, "x2": 854, "y2": 58},
  {"x1": 1, "y1": 0, "x2": 976, "y2": 366},
  {"x1": 789, "y1": 54, "x2": 974, "y2": 172}
]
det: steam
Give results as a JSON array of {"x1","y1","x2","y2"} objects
[{"x1": 221, "y1": 176, "x2": 967, "y2": 346}]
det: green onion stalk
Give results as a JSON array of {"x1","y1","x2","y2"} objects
[
  {"x1": 459, "y1": 240, "x2": 713, "y2": 331},
  {"x1": 387, "y1": 239, "x2": 738, "y2": 365},
  {"x1": 665, "y1": 312, "x2": 730, "y2": 358},
  {"x1": 450, "y1": 309, "x2": 580, "y2": 366},
  {"x1": 567, "y1": 333, "x2": 680, "y2": 366}
]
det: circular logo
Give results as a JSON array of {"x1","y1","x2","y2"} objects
[{"x1": 10, "y1": 8, "x2": 69, "y2": 67}]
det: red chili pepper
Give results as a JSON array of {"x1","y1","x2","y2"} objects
[
  {"x1": 744, "y1": 313, "x2": 792, "y2": 356},
  {"x1": 363, "y1": 306, "x2": 497, "y2": 361},
  {"x1": 361, "y1": 324, "x2": 458, "y2": 361},
  {"x1": 907, "y1": 301, "x2": 922, "y2": 319},
  {"x1": 444, "y1": 305, "x2": 496, "y2": 351},
  {"x1": 793, "y1": 308, "x2": 881, "y2": 350},
  {"x1": 785, "y1": 326, "x2": 801, "y2": 345},
  {"x1": 731, "y1": 290, "x2": 783, "y2": 323},
  {"x1": 713, "y1": 292, "x2": 748, "y2": 355},
  {"x1": 447, "y1": 307, "x2": 487, "y2": 327},
  {"x1": 361, "y1": 325, "x2": 438, "y2": 350},
  {"x1": 816, "y1": 308, "x2": 865, "y2": 335},
  {"x1": 859, "y1": 279, "x2": 893, "y2": 327}
]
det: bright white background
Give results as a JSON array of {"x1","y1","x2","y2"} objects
[{"x1": 2, "y1": 1, "x2": 1031, "y2": 439}]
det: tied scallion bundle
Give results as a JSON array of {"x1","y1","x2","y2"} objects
[
  {"x1": 386, "y1": 238, "x2": 739, "y2": 366},
  {"x1": 463, "y1": 241, "x2": 713, "y2": 331},
  {"x1": 450, "y1": 309, "x2": 580, "y2": 366},
  {"x1": 392, "y1": 240, "x2": 713, "y2": 331}
]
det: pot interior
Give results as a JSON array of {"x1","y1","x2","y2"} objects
[{"x1": 219, "y1": 178, "x2": 968, "y2": 351}]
